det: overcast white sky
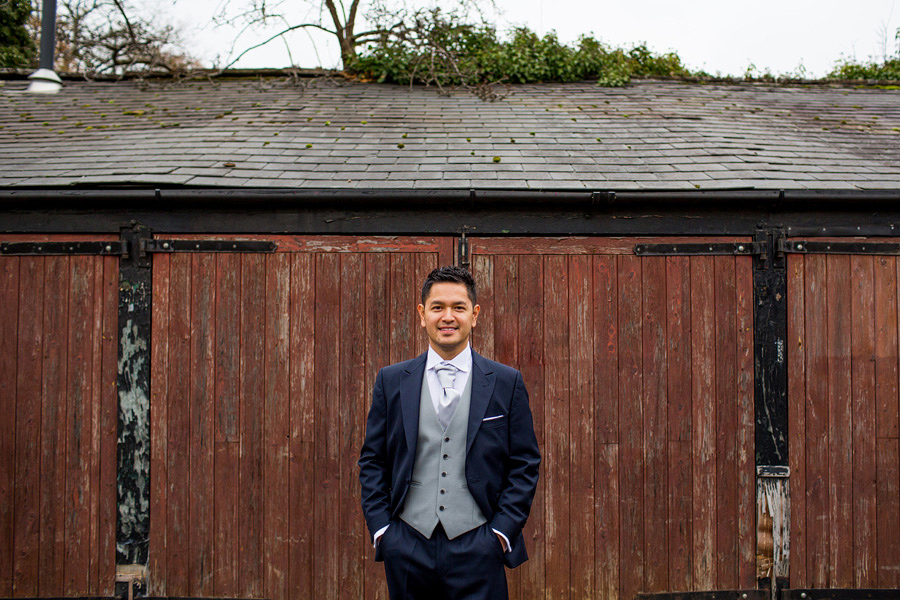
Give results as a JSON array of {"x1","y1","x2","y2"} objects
[{"x1": 171, "y1": 0, "x2": 900, "y2": 77}]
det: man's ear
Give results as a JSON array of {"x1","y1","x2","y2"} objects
[
  {"x1": 472, "y1": 304, "x2": 480, "y2": 327},
  {"x1": 417, "y1": 303, "x2": 426, "y2": 327}
]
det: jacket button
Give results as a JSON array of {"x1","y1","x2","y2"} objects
[
  {"x1": 439, "y1": 506, "x2": 445, "y2": 511},
  {"x1": 440, "y1": 489, "x2": 446, "y2": 494},
  {"x1": 444, "y1": 437, "x2": 450, "y2": 442},
  {"x1": 443, "y1": 454, "x2": 449, "y2": 460},
  {"x1": 441, "y1": 472, "x2": 447, "y2": 477}
]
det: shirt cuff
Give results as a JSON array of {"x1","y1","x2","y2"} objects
[
  {"x1": 373, "y1": 524, "x2": 389, "y2": 548},
  {"x1": 492, "y1": 528, "x2": 511, "y2": 552}
]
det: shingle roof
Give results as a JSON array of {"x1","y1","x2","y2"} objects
[{"x1": 2, "y1": 75, "x2": 900, "y2": 190}]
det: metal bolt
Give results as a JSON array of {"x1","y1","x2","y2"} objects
[
  {"x1": 738, "y1": 245, "x2": 745, "y2": 252},
  {"x1": 162, "y1": 242, "x2": 170, "y2": 249},
  {"x1": 801, "y1": 594, "x2": 807, "y2": 599},
  {"x1": 797, "y1": 244, "x2": 804, "y2": 250},
  {"x1": 105, "y1": 245, "x2": 112, "y2": 252}
]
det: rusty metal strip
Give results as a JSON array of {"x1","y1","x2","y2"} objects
[
  {"x1": 633, "y1": 241, "x2": 767, "y2": 256},
  {"x1": 0, "y1": 240, "x2": 128, "y2": 256}
]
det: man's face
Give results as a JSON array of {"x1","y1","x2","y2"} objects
[{"x1": 417, "y1": 282, "x2": 480, "y2": 360}]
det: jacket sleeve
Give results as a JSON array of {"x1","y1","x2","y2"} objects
[
  {"x1": 358, "y1": 368, "x2": 393, "y2": 538},
  {"x1": 489, "y1": 370, "x2": 541, "y2": 544}
]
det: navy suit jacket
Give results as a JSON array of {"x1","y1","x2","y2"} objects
[{"x1": 358, "y1": 350, "x2": 541, "y2": 569}]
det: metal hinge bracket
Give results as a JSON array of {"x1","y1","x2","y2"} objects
[
  {"x1": 779, "y1": 239, "x2": 900, "y2": 255},
  {"x1": 458, "y1": 229, "x2": 470, "y2": 270},
  {"x1": 0, "y1": 240, "x2": 128, "y2": 256},
  {"x1": 140, "y1": 239, "x2": 277, "y2": 255},
  {"x1": 633, "y1": 241, "x2": 767, "y2": 257}
]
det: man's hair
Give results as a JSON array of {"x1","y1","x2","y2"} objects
[{"x1": 421, "y1": 265, "x2": 477, "y2": 305}]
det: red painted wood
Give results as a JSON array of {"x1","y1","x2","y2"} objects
[
  {"x1": 314, "y1": 252, "x2": 341, "y2": 600},
  {"x1": 64, "y1": 256, "x2": 94, "y2": 595},
  {"x1": 471, "y1": 254, "x2": 494, "y2": 359},
  {"x1": 642, "y1": 257, "x2": 668, "y2": 593},
  {"x1": 213, "y1": 252, "x2": 240, "y2": 595},
  {"x1": 166, "y1": 253, "x2": 192, "y2": 597},
  {"x1": 594, "y1": 255, "x2": 618, "y2": 445},
  {"x1": 543, "y1": 254, "x2": 570, "y2": 600},
  {"x1": 876, "y1": 257, "x2": 900, "y2": 440},
  {"x1": 189, "y1": 253, "x2": 216, "y2": 596},
  {"x1": 239, "y1": 254, "x2": 265, "y2": 597},
  {"x1": 666, "y1": 257, "x2": 692, "y2": 591},
  {"x1": 98, "y1": 256, "x2": 118, "y2": 597},
  {"x1": 804, "y1": 254, "x2": 829, "y2": 587},
  {"x1": 570, "y1": 255, "x2": 595, "y2": 597},
  {"x1": 363, "y1": 253, "x2": 390, "y2": 600},
  {"x1": 595, "y1": 443, "x2": 620, "y2": 600},
  {"x1": 850, "y1": 255, "x2": 877, "y2": 587},
  {"x1": 515, "y1": 253, "x2": 545, "y2": 600},
  {"x1": 149, "y1": 253, "x2": 170, "y2": 596},
  {"x1": 88, "y1": 256, "x2": 104, "y2": 593},
  {"x1": 13, "y1": 257, "x2": 43, "y2": 598},
  {"x1": 388, "y1": 254, "x2": 419, "y2": 365},
  {"x1": 469, "y1": 236, "x2": 744, "y2": 256},
  {"x1": 264, "y1": 253, "x2": 290, "y2": 600},
  {"x1": 690, "y1": 255, "x2": 716, "y2": 591},
  {"x1": 714, "y1": 256, "x2": 738, "y2": 589},
  {"x1": 0, "y1": 256, "x2": 16, "y2": 597},
  {"x1": 787, "y1": 254, "x2": 807, "y2": 587},
  {"x1": 618, "y1": 254, "x2": 643, "y2": 600},
  {"x1": 39, "y1": 256, "x2": 69, "y2": 596},
  {"x1": 340, "y1": 253, "x2": 366, "y2": 600},
  {"x1": 289, "y1": 253, "x2": 315, "y2": 600},
  {"x1": 735, "y1": 256, "x2": 756, "y2": 589},
  {"x1": 826, "y1": 254, "x2": 853, "y2": 588},
  {"x1": 875, "y1": 438, "x2": 900, "y2": 587}
]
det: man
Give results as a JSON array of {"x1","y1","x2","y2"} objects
[{"x1": 359, "y1": 265, "x2": 541, "y2": 600}]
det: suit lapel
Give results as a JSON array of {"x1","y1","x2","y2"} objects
[
  {"x1": 467, "y1": 352, "x2": 496, "y2": 454},
  {"x1": 401, "y1": 353, "x2": 427, "y2": 456}
]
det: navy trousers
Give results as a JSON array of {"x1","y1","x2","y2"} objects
[{"x1": 381, "y1": 520, "x2": 509, "y2": 600}]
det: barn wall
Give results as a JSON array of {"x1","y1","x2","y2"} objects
[
  {"x1": 470, "y1": 238, "x2": 756, "y2": 600},
  {"x1": 0, "y1": 236, "x2": 119, "y2": 598},
  {"x1": 787, "y1": 250, "x2": 900, "y2": 589}
]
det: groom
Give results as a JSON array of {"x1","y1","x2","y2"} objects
[{"x1": 359, "y1": 265, "x2": 541, "y2": 599}]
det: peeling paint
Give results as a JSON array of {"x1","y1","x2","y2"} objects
[{"x1": 757, "y1": 475, "x2": 790, "y2": 588}]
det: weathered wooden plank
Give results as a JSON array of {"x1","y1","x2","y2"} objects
[
  {"x1": 239, "y1": 254, "x2": 265, "y2": 598},
  {"x1": 272, "y1": 235, "x2": 448, "y2": 254},
  {"x1": 340, "y1": 253, "x2": 365, "y2": 600},
  {"x1": 665, "y1": 256, "x2": 691, "y2": 591},
  {"x1": 88, "y1": 256, "x2": 104, "y2": 594},
  {"x1": 543, "y1": 254, "x2": 570, "y2": 600},
  {"x1": 166, "y1": 253, "x2": 192, "y2": 597},
  {"x1": 642, "y1": 257, "x2": 668, "y2": 594},
  {"x1": 468, "y1": 236, "x2": 744, "y2": 256},
  {"x1": 98, "y1": 256, "x2": 118, "y2": 597},
  {"x1": 389, "y1": 254, "x2": 418, "y2": 365},
  {"x1": 264, "y1": 253, "x2": 290, "y2": 600},
  {"x1": 189, "y1": 253, "x2": 216, "y2": 596},
  {"x1": 714, "y1": 256, "x2": 738, "y2": 589},
  {"x1": 804, "y1": 254, "x2": 829, "y2": 588},
  {"x1": 65, "y1": 255, "x2": 95, "y2": 596},
  {"x1": 289, "y1": 252, "x2": 315, "y2": 600},
  {"x1": 876, "y1": 257, "x2": 900, "y2": 441},
  {"x1": 875, "y1": 438, "x2": 900, "y2": 587},
  {"x1": 826, "y1": 254, "x2": 853, "y2": 588},
  {"x1": 786, "y1": 254, "x2": 807, "y2": 587},
  {"x1": 569, "y1": 255, "x2": 594, "y2": 598},
  {"x1": 666, "y1": 256, "x2": 691, "y2": 443},
  {"x1": 594, "y1": 255, "x2": 618, "y2": 445},
  {"x1": 618, "y1": 254, "x2": 644, "y2": 600},
  {"x1": 850, "y1": 255, "x2": 877, "y2": 587},
  {"x1": 596, "y1": 443, "x2": 620, "y2": 600},
  {"x1": 471, "y1": 254, "x2": 494, "y2": 359},
  {"x1": 514, "y1": 253, "x2": 545, "y2": 600},
  {"x1": 414, "y1": 253, "x2": 434, "y2": 357},
  {"x1": 363, "y1": 252, "x2": 390, "y2": 600},
  {"x1": 0, "y1": 257, "x2": 17, "y2": 597},
  {"x1": 39, "y1": 256, "x2": 68, "y2": 596},
  {"x1": 667, "y1": 440, "x2": 692, "y2": 592},
  {"x1": 690, "y1": 255, "x2": 715, "y2": 591},
  {"x1": 213, "y1": 252, "x2": 240, "y2": 595},
  {"x1": 13, "y1": 258, "x2": 43, "y2": 597},
  {"x1": 314, "y1": 252, "x2": 341, "y2": 599},
  {"x1": 735, "y1": 256, "x2": 756, "y2": 589},
  {"x1": 149, "y1": 253, "x2": 170, "y2": 596}
]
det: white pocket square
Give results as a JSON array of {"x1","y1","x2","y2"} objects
[{"x1": 483, "y1": 414, "x2": 505, "y2": 422}]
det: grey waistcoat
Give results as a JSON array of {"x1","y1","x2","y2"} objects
[{"x1": 399, "y1": 371, "x2": 486, "y2": 539}]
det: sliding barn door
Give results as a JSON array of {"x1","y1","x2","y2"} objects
[
  {"x1": 469, "y1": 237, "x2": 757, "y2": 600},
  {"x1": 147, "y1": 235, "x2": 452, "y2": 600}
]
